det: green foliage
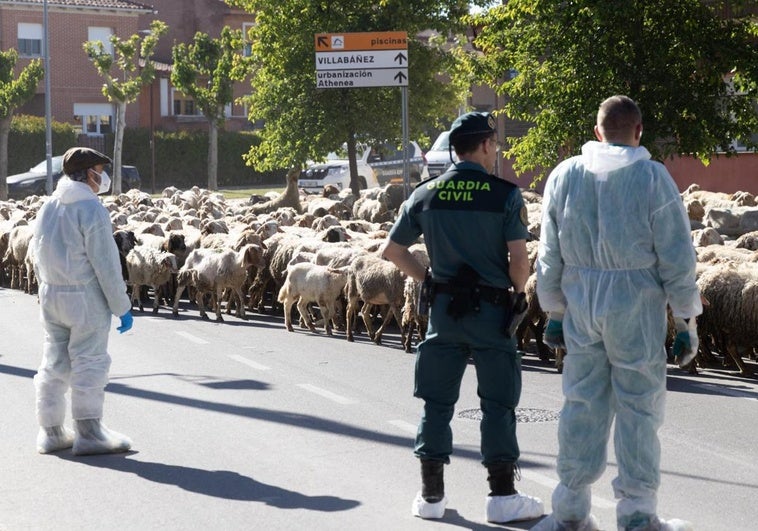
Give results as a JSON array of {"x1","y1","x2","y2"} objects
[
  {"x1": 7, "y1": 117, "x2": 286, "y2": 188},
  {"x1": 119, "y1": 129, "x2": 287, "y2": 189},
  {"x1": 7, "y1": 115, "x2": 77, "y2": 174},
  {"x1": 225, "y1": 0, "x2": 488, "y2": 171},
  {"x1": 467, "y1": 0, "x2": 758, "y2": 183},
  {"x1": 83, "y1": 20, "x2": 169, "y2": 105},
  {"x1": 171, "y1": 27, "x2": 253, "y2": 126},
  {"x1": 0, "y1": 49, "x2": 44, "y2": 119}
]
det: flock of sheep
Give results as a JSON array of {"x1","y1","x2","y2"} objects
[{"x1": 1, "y1": 170, "x2": 756, "y2": 378}]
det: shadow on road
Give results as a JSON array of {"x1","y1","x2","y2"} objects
[{"x1": 57, "y1": 452, "x2": 360, "y2": 511}]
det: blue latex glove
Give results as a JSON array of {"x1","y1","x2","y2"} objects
[
  {"x1": 117, "y1": 311, "x2": 133, "y2": 334},
  {"x1": 544, "y1": 313, "x2": 565, "y2": 349},
  {"x1": 672, "y1": 317, "x2": 698, "y2": 367}
]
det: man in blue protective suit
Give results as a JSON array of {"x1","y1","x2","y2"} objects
[
  {"x1": 31, "y1": 146, "x2": 134, "y2": 456},
  {"x1": 382, "y1": 112, "x2": 544, "y2": 524},
  {"x1": 533, "y1": 96, "x2": 702, "y2": 531}
]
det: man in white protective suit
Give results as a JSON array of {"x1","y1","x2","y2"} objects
[
  {"x1": 532, "y1": 96, "x2": 702, "y2": 531},
  {"x1": 32, "y1": 146, "x2": 134, "y2": 456}
]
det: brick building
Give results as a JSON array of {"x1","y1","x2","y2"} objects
[
  {"x1": 1, "y1": 0, "x2": 256, "y2": 139},
  {"x1": 2, "y1": 0, "x2": 152, "y2": 135}
]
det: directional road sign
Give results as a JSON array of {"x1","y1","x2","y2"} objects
[{"x1": 314, "y1": 31, "x2": 408, "y2": 89}]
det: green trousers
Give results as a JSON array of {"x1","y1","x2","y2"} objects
[{"x1": 413, "y1": 294, "x2": 522, "y2": 465}]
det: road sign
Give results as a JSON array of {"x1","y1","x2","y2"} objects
[{"x1": 314, "y1": 31, "x2": 408, "y2": 89}]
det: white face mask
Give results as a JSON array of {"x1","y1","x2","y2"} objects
[{"x1": 91, "y1": 169, "x2": 111, "y2": 194}]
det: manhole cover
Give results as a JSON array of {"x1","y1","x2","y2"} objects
[{"x1": 458, "y1": 407, "x2": 559, "y2": 423}]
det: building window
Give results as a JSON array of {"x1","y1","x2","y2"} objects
[
  {"x1": 87, "y1": 26, "x2": 114, "y2": 56},
  {"x1": 243, "y1": 22, "x2": 255, "y2": 57},
  {"x1": 85, "y1": 115, "x2": 112, "y2": 135},
  {"x1": 172, "y1": 90, "x2": 200, "y2": 116},
  {"x1": 74, "y1": 103, "x2": 113, "y2": 135},
  {"x1": 18, "y1": 23, "x2": 43, "y2": 57}
]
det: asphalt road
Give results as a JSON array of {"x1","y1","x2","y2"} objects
[{"x1": 1, "y1": 288, "x2": 756, "y2": 531}]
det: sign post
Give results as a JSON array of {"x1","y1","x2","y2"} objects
[{"x1": 315, "y1": 31, "x2": 412, "y2": 195}]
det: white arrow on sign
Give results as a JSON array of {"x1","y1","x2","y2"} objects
[
  {"x1": 315, "y1": 50, "x2": 408, "y2": 71},
  {"x1": 316, "y1": 69, "x2": 408, "y2": 88}
]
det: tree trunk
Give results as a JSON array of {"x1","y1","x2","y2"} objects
[
  {"x1": 0, "y1": 115, "x2": 10, "y2": 201},
  {"x1": 347, "y1": 132, "x2": 359, "y2": 196},
  {"x1": 208, "y1": 117, "x2": 218, "y2": 191},
  {"x1": 112, "y1": 101, "x2": 127, "y2": 194}
]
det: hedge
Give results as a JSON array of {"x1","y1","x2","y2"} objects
[{"x1": 9, "y1": 115, "x2": 288, "y2": 191}]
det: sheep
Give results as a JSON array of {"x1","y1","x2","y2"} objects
[
  {"x1": 4, "y1": 223, "x2": 34, "y2": 292},
  {"x1": 695, "y1": 245, "x2": 757, "y2": 265},
  {"x1": 277, "y1": 262, "x2": 349, "y2": 335},
  {"x1": 515, "y1": 273, "x2": 554, "y2": 365},
  {"x1": 113, "y1": 229, "x2": 138, "y2": 282},
  {"x1": 692, "y1": 227, "x2": 723, "y2": 247},
  {"x1": 695, "y1": 262, "x2": 757, "y2": 376},
  {"x1": 352, "y1": 194, "x2": 393, "y2": 223},
  {"x1": 345, "y1": 252, "x2": 406, "y2": 346},
  {"x1": 247, "y1": 167, "x2": 303, "y2": 215},
  {"x1": 125, "y1": 246, "x2": 178, "y2": 313},
  {"x1": 734, "y1": 230, "x2": 758, "y2": 251},
  {"x1": 174, "y1": 244, "x2": 264, "y2": 321}
]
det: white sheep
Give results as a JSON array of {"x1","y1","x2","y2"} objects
[
  {"x1": 277, "y1": 262, "x2": 349, "y2": 335},
  {"x1": 345, "y1": 252, "x2": 406, "y2": 346},
  {"x1": 174, "y1": 244, "x2": 264, "y2": 321},
  {"x1": 125, "y1": 246, "x2": 179, "y2": 313}
]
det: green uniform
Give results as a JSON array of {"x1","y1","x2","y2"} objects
[{"x1": 389, "y1": 160, "x2": 529, "y2": 465}]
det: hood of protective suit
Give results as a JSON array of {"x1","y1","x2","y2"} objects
[
  {"x1": 580, "y1": 141, "x2": 651, "y2": 174},
  {"x1": 53, "y1": 176, "x2": 97, "y2": 204}
]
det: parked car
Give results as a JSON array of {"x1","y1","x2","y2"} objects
[
  {"x1": 6, "y1": 155, "x2": 141, "y2": 200},
  {"x1": 425, "y1": 131, "x2": 459, "y2": 178},
  {"x1": 366, "y1": 140, "x2": 428, "y2": 186},
  {"x1": 298, "y1": 144, "x2": 379, "y2": 193}
]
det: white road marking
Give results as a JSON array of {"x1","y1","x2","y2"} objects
[
  {"x1": 297, "y1": 384, "x2": 354, "y2": 405},
  {"x1": 387, "y1": 419, "x2": 418, "y2": 434},
  {"x1": 228, "y1": 354, "x2": 271, "y2": 371},
  {"x1": 174, "y1": 331, "x2": 209, "y2": 344},
  {"x1": 520, "y1": 469, "x2": 617, "y2": 509}
]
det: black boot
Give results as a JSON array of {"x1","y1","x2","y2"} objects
[
  {"x1": 420, "y1": 459, "x2": 445, "y2": 502},
  {"x1": 486, "y1": 461, "x2": 518, "y2": 496}
]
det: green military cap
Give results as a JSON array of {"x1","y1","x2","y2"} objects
[{"x1": 449, "y1": 112, "x2": 497, "y2": 142}]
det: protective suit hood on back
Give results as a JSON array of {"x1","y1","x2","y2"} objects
[
  {"x1": 54, "y1": 176, "x2": 97, "y2": 204},
  {"x1": 580, "y1": 141, "x2": 651, "y2": 174}
]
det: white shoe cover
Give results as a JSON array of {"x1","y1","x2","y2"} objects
[
  {"x1": 37, "y1": 426, "x2": 75, "y2": 454},
  {"x1": 411, "y1": 491, "x2": 447, "y2": 519},
  {"x1": 531, "y1": 514, "x2": 600, "y2": 530},
  {"x1": 73, "y1": 419, "x2": 132, "y2": 456},
  {"x1": 486, "y1": 492, "x2": 545, "y2": 523}
]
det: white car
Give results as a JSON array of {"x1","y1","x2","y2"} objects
[
  {"x1": 425, "y1": 131, "x2": 459, "y2": 178},
  {"x1": 298, "y1": 144, "x2": 379, "y2": 193}
]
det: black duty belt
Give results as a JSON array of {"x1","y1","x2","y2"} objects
[{"x1": 432, "y1": 282, "x2": 512, "y2": 306}]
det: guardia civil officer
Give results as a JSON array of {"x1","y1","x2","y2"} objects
[{"x1": 382, "y1": 112, "x2": 544, "y2": 523}]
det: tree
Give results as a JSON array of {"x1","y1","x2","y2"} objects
[
  {"x1": 467, "y1": 0, "x2": 758, "y2": 184},
  {"x1": 227, "y1": 0, "x2": 489, "y2": 195},
  {"x1": 171, "y1": 27, "x2": 253, "y2": 191},
  {"x1": 84, "y1": 19, "x2": 168, "y2": 194},
  {"x1": 0, "y1": 49, "x2": 44, "y2": 200}
]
